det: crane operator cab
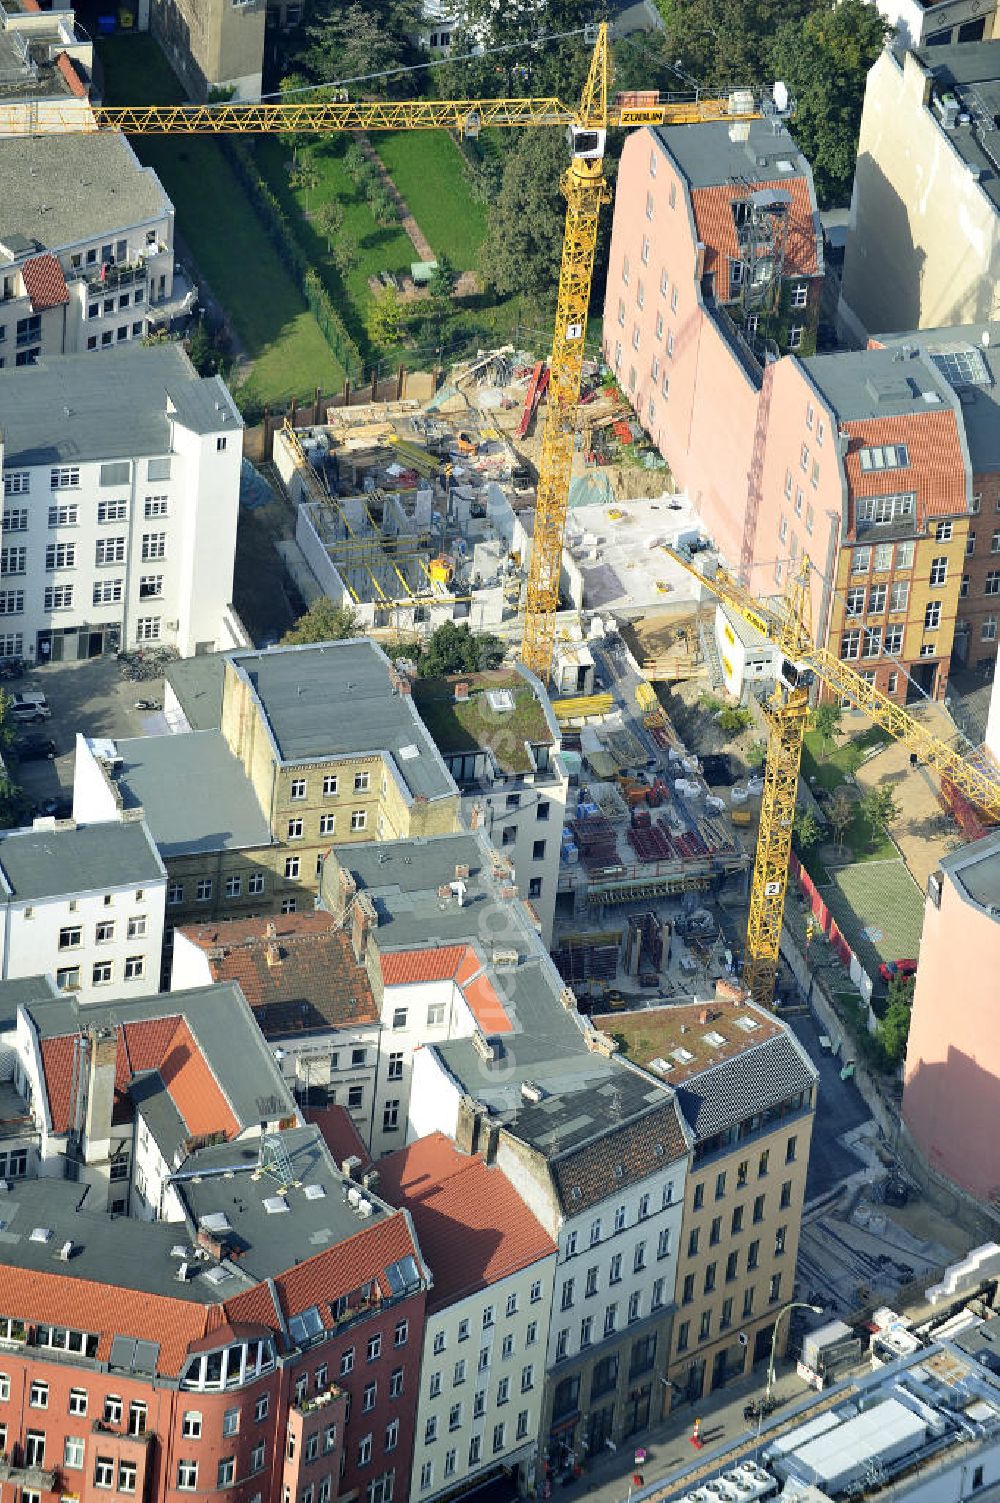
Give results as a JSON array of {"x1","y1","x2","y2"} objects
[{"x1": 569, "y1": 124, "x2": 606, "y2": 161}]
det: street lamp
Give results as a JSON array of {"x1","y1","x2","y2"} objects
[{"x1": 765, "y1": 1301, "x2": 823, "y2": 1407}]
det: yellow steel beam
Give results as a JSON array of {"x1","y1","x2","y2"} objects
[{"x1": 552, "y1": 692, "x2": 615, "y2": 720}]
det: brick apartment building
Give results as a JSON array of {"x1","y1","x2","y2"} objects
[
  {"x1": 0, "y1": 972, "x2": 429, "y2": 1503},
  {"x1": 604, "y1": 122, "x2": 988, "y2": 700}
]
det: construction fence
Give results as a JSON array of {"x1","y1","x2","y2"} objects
[{"x1": 789, "y1": 852, "x2": 875, "y2": 1003}]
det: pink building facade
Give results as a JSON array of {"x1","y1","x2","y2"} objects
[{"x1": 903, "y1": 833, "x2": 1000, "y2": 1199}]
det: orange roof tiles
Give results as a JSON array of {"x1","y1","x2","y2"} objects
[
  {"x1": 160, "y1": 1018, "x2": 239, "y2": 1140},
  {"x1": 378, "y1": 1134, "x2": 555, "y2": 1311},
  {"x1": 306, "y1": 1105, "x2": 373, "y2": 1173},
  {"x1": 380, "y1": 945, "x2": 469, "y2": 987},
  {"x1": 54, "y1": 51, "x2": 87, "y2": 99},
  {"x1": 462, "y1": 972, "x2": 512, "y2": 1035},
  {"x1": 691, "y1": 178, "x2": 820, "y2": 303},
  {"x1": 181, "y1": 913, "x2": 379, "y2": 1032},
  {"x1": 21, "y1": 255, "x2": 69, "y2": 313},
  {"x1": 380, "y1": 944, "x2": 511, "y2": 1032},
  {"x1": 271, "y1": 1210, "x2": 422, "y2": 1320},
  {"x1": 40, "y1": 1015, "x2": 238, "y2": 1140},
  {"x1": 0, "y1": 1264, "x2": 212, "y2": 1376},
  {"x1": 843, "y1": 411, "x2": 967, "y2": 526}
]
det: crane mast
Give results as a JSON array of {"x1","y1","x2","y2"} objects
[
  {"x1": 666, "y1": 546, "x2": 1000, "y2": 1008},
  {"x1": 0, "y1": 26, "x2": 763, "y2": 683}
]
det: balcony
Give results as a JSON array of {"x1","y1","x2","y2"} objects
[
  {"x1": 86, "y1": 261, "x2": 148, "y2": 295},
  {"x1": 0, "y1": 1455, "x2": 56, "y2": 1489},
  {"x1": 293, "y1": 1385, "x2": 343, "y2": 1417}
]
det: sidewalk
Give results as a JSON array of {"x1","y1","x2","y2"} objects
[{"x1": 548, "y1": 1363, "x2": 815, "y2": 1503}]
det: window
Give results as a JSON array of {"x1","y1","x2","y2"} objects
[
  {"x1": 94, "y1": 1456, "x2": 115, "y2": 1489},
  {"x1": 136, "y1": 616, "x2": 160, "y2": 641},
  {"x1": 352, "y1": 810, "x2": 367, "y2": 832},
  {"x1": 859, "y1": 443, "x2": 909, "y2": 472},
  {"x1": 986, "y1": 572, "x2": 1000, "y2": 596},
  {"x1": 925, "y1": 600, "x2": 941, "y2": 630},
  {"x1": 394, "y1": 1319, "x2": 409, "y2": 1347},
  {"x1": 856, "y1": 492, "x2": 915, "y2": 527},
  {"x1": 2, "y1": 510, "x2": 27, "y2": 533},
  {"x1": 382, "y1": 1100, "x2": 400, "y2": 1132},
  {"x1": 868, "y1": 582, "x2": 887, "y2": 613},
  {"x1": 177, "y1": 1461, "x2": 198, "y2": 1490},
  {"x1": 93, "y1": 579, "x2": 123, "y2": 605},
  {"x1": 983, "y1": 616, "x2": 998, "y2": 641},
  {"x1": 3, "y1": 473, "x2": 28, "y2": 496},
  {"x1": 45, "y1": 542, "x2": 77, "y2": 571},
  {"x1": 840, "y1": 629, "x2": 860, "y2": 660},
  {"x1": 789, "y1": 325, "x2": 803, "y2": 350},
  {"x1": 144, "y1": 495, "x2": 169, "y2": 519},
  {"x1": 69, "y1": 1388, "x2": 88, "y2": 1416},
  {"x1": 775, "y1": 1225, "x2": 787, "y2": 1256},
  {"x1": 182, "y1": 1410, "x2": 202, "y2": 1439},
  {"x1": 677, "y1": 1320, "x2": 689, "y2": 1352},
  {"x1": 748, "y1": 1239, "x2": 760, "y2": 1270},
  {"x1": 769, "y1": 1273, "x2": 782, "y2": 1303},
  {"x1": 141, "y1": 532, "x2": 166, "y2": 561},
  {"x1": 889, "y1": 580, "x2": 909, "y2": 613},
  {"x1": 64, "y1": 1436, "x2": 85, "y2": 1470},
  {"x1": 51, "y1": 467, "x2": 80, "y2": 489},
  {"x1": 196, "y1": 877, "x2": 213, "y2": 903},
  {"x1": 95, "y1": 536, "x2": 127, "y2": 566},
  {"x1": 92, "y1": 960, "x2": 113, "y2": 986},
  {"x1": 123, "y1": 955, "x2": 145, "y2": 981},
  {"x1": 45, "y1": 584, "x2": 74, "y2": 610},
  {"x1": 0, "y1": 591, "x2": 23, "y2": 616},
  {"x1": 284, "y1": 857, "x2": 300, "y2": 880}
]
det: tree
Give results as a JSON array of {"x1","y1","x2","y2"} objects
[
  {"x1": 289, "y1": 158, "x2": 321, "y2": 213},
  {"x1": 793, "y1": 808, "x2": 821, "y2": 853},
  {"x1": 315, "y1": 198, "x2": 345, "y2": 252},
  {"x1": 278, "y1": 72, "x2": 311, "y2": 165},
  {"x1": 300, "y1": 1, "x2": 419, "y2": 94},
  {"x1": 332, "y1": 231, "x2": 360, "y2": 278},
  {"x1": 770, "y1": 0, "x2": 891, "y2": 207},
  {"x1": 417, "y1": 622, "x2": 505, "y2": 677},
  {"x1": 859, "y1": 783, "x2": 900, "y2": 849},
  {"x1": 366, "y1": 284, "x2": 403, "y2": 347},
  {"x1": 479, "y1": 129, "x2": 567, "y2": 310},
  {"x1": 811, "y1": 702, "x2": 842, "y2": 755},
  {"x1": 282, "y1": 598, "x2": 362, "y2": 645},
  {"x1": 828, "y1": 787, "x2": 853, "y2": 851},
  {"x1": 427, "y1": 255, "x2": 457, "y2": 303},
  {"x1": 876, "y1": 978, "x2": 915, "y2": 1067}
]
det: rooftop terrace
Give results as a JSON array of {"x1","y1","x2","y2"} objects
[{"x1": 412, "y1": 669, "x2": 554, "y2": 776}]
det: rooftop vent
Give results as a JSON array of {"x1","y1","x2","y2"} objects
[
  {"x1": 303, "y1": 1183, "x2": 326, "y2": 1201},
  {"x1": 29, "y1": 1227, "x2": 52, "y2": 1244},
  {"x1": 486, "y1": 689, "x2": 515, "y2": 714},
  {"x1": 263, "y1": 1196, "x2": 289, "y2": 1215},
  {"x1": 671, "y1": 1047, "x2": 695, "y2": 1065},
  {"x1": 703, "y1": 1030, "x2": 727, "y2": 1048},
  {"x1": 55, "y1": 1240, "x2": 73, "y2": 1261},
  {"x1": 175, "y1": 1261, "x2": 194, "y2": 1282},
  {"x1": 199, "y1": 1212, "x2": 231, "y2": 1235},
  {"x1": 399, "y1": 744, "x2": 420, "y2": 761},
  {"x1": 649, "y1": 1056, "x2": 672, "y2": 1075},
  {"x1": 203, "y1": 1265, "x2": 233, "y2": 1285},
  {"x1": 472, "y1": 1031, "x2": 499, "y2": 1063},
  {"x1": 521, "y1": 1081, "x2": 545, "y2": 1104}
]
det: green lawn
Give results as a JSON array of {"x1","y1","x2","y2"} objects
[
  {"x1": 96, "y1": 35, "x2": 343, "y2": 405},
  {"x1": 374, "y1": 132, "x2": 488, "y2": 270},
  {"x1": 254, "y1": 136, "x2": 415, "y2": 355},
  {"x1": 819, "y1": 859, "x2": 925, "y2": 977}
]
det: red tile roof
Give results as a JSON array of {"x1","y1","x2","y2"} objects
[
  {"x1": 270, "y1": 1209, "x2": 423, "y2": 1320},
  {"x1": 377, "y1": 1133, "x2": 556, "y2": 1311},
  {"x1": 54, "y1": 51, "x2": 88, "y2": 99},
  {"x1": 691, "y1": 178, "x2": 820, "y2": 302},
  {"x1": 306, "y1": 1104, "x2": 373, "y2": 1173},
  {"x1": 0, "y1": 1264, "x2": 213, "y2": 1376},
  {"x1": 21, "y1": 254, "x2": 69, "y2": 313},
  {"x1": 842, "y1": 411, "x2": 967, "y2": 527},
  {"x1": 181, "y1": 913, "x2": 378, "y2": 1033},
  {"x1": 379, "y1": 944, "x2": 512, "y2": 1033},
  {"x1": 380, "y1": 945, "x2": 469, "y2": 987},
  {"x1": 40, "y1": 1015, "x2": 238, "y2": 1140}
]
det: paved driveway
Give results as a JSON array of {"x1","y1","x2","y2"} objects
[
  {"x1": 786, "y1": 1008, "x2": 872, "y2": 1203},
  {"x1": 4, "y1": 657, "x2": 165, "y2": 814}
]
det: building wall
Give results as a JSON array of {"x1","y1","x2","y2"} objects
[
  {"x1": 149, "y1": 0, "x2": 265, "y2": 99},
  {"x1": 902, "y1": 859, "x2": 1000, "y2": 1198},
  {"x1": 666, "y1": 1108, "x2": 814, "y2": 1404},
  {"x1": 956, "y1": 472, "x2": 1000, "y2": 672},
  {"x1": 0, "y1": 871, "x2": 165, "y2": 1005},
  {"x1": 412, "y1": 1258, "x2": 557, "y2": 1502},
  {"x1": 0, "y1": 401, "x2": 240, "y2": 666},
  {"x1": 462, "y1": 765, "x2": 568, "y2": 949},
  {"x1": 370, "y1": 978, "x2": 477, "y2": 1159},
  {"x1": 840, "y1": 49, "x2": 1000, "y2": 341}
]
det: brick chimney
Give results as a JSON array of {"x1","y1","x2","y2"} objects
[
  {"x1": 265, "y1": 919, "x2": 277, "y2": 939},
  {"x1": 265, "y1": 942, "x2": 282, "y2": 968},
  {"x1": 351, "y1": 892, "x2": 377, "y2": 964},
  {"x1": 331, "y1": 865, "x2": 357, "y2": 926},
  {"x1": 84, "y1": 1027, "x2": 118, "y2": 1166}
]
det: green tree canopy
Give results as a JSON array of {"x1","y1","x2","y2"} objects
[
  {"x1": 479, "y1": 129, "x2": 567, "y2": 310},
  {"x1": 366, "y1": 284, "x2": 403, "y2": 348},
  {"x1": 859, "y1": 783, "x2": 900, "y2": 848},
  {"x1": 770, "y1": 0, "x2": 890, "y2": 207},
  {"x1": 282, "y1": 598, "x2": 362, "y2": 645},
  {"x1": 300, "y1": 0, "x2": 419, "y2": 93},
  {"x1": 315, "y1": 198, "x2": 345, "y2": 252},
  {"x1": 876, "y1": 979, "x2": 914, "y2": 1067},
  {"x1": 417, "y1": 622, "x2": 505, "y2": 677},
  {"x1": 793, "y1": 807, "x2": 821, "y2": 852},
  {"x1": 811, "y1": 702, "x2": 842, "y2": 754}
]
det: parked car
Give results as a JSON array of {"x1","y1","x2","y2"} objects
[
  {"x1": 15, "y1": 733, "x2": 56, "y2": 761},
  {"x1": 33, "y1": 794, "x2": 72, "y2": 818},
  {"x1": 879, "y1": 958, "x2": 918, "y2": 984},
  {"x1": 9, "y1": 692, "x2": 51, "y2": 723}
]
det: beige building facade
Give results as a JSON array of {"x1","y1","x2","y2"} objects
[
  {"x1": 840, "y1": 42, "x2": 1000, "y2": 341},
  {"x1": 149, "y1": 0, "x2": 266, "y2": 100}
]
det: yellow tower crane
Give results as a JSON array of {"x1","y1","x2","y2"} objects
[
  {"x1": 0, "y1": 26, "x2": 763, "y2": 683},
  {"x1": 665, "y1": 546, "x2": 1000, "y2": 1008}
]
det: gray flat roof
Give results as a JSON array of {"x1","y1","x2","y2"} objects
[
  {"x1": 0, "y1": 818, "x2": 163, "y2": 902},
  {"x1": 112, "y1": 730, "x2": 273, "y2": 856},
  {"x1": 0, "y1": 133, "x2": 168, "y2": 256},
  {"x1": 0, "y1": 1174, "x2": 226, "y2": 1305},
  {"x1": 801, "y1": 344, "x2": 958, "y2": 422},
  {"x1": 914, "y1": 42, "x2": 1000, "y2": 215},
  {"x1": 876, "y1": 324, "x2": 1000, "y2": 471},
  {"x1": 165, "y1": 652, "x2": 227, "y2": 731},
  {"x1": 675, "y1": 1031, "x2": 818, "y2": 1142},
  {"x1": 175, "y1": 1125, "x2": 395, "y2": 1289},
  {"x1": 231, "y1": 641, "x2": 456, "y2": 802},
  {"x1": 26, "y1": 980, "x2": 295, "y2": 1133},
  {"x1": 0, "y1": 345, "x2": 241, "y2": 468},
  {"x1": 940, "y1": 829, "x2": 1000, "y2": 913},
  {"x1": 654, "y1": 116, "x2": 810, "y2": 190}
]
